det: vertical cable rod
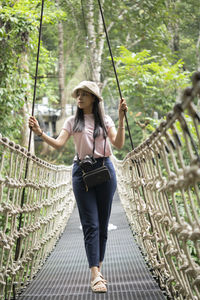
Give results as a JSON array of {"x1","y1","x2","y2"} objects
[
  {"x1": 13, "y1": 1, "x2": 44, "y2": 298},
  {"x1": 28, "y1": 0, "x2": 45, "y2": 152},
  {"x1": 97, "y1": 0, "x2": 134, "y2": 150},
  {"x1": 96, "y1": 0, "x2": 153, "y2": 234}
]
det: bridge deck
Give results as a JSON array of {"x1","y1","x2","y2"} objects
[{"x1": 18, "y1": 192, "x2": 166, "y2": 300}]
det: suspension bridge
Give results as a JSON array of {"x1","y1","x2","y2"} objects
[{"x1": 0, "y1": 72, "x2": 200, "y2": 300}]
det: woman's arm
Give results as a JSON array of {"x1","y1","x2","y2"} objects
[
  {"x1": 28, "y1": 116, "x2": 70, "y2": 149},
  {"x1": 108, "y1": 98, "x2": 127, "y2": 149}
]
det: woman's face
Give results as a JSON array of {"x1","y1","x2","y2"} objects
[{"x1": 76, "y1": 89, "x2": 95, "y2": 113}]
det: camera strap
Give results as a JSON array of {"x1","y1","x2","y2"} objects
[
  {"x1": 92, "y1": 136, "x2": 107, "y2": 165},
  {"x1": 76, "y1": 135, "x2": 107, "y2": 165}
]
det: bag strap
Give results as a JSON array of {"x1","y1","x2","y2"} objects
[
  {"x1": 92, "y1": 136, "x2": 106, "y2": 156},
  {"x1": 93, "y1": 135, "x2": 107, "y2": 165}
]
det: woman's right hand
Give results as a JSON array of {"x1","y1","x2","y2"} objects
[{"x1": 28, "y1": 116, "x2": 42, "y2": 136}]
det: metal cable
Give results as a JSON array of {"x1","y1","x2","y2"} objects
[
  {"x1": 28, "y1": 0, "x2": 45, "y2": 152},
  {"x1": 13, "y1": 1, "x2": 45, "y2": 298},
  {"x1": 97, "y1": 0, "x2": 134, "y2": 150}
]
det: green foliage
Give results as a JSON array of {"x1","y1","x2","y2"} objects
[
  {"x1": 0, "y1": 4, "x2": 32, "y2": 138},
  {"x1": 0, "y1": 0, "x2": 65, "y2": 141},
  {"x1": 0, "y1": 0, "x2": 199, "y2": 286},
  {"x1": 35, "y1": 137, "x2": 75, "y2": 166},
  {"x1": 0, "y1": 0, "x2": 199, "y2": 156},
  {"x1": 113, "y1": 46, "x2": 191, "y2": 116},
  {"x1": 108, "y1": 46, "x2": 191, "y2": 158}
]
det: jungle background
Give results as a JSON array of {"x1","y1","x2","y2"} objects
[{"x1": 0, "y1": 0, "x2": 200, "y2": 164}]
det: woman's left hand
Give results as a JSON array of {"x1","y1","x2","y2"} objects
[{"x1": 118, "y1": 98, "x2": 128, "y2": 120}]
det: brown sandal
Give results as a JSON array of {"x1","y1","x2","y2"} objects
[{"x1": 91, "y1": 276, "x2": 107, "y2": 293}]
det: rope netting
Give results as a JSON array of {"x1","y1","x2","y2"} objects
[
  {"x1": 112, "y1": 72, "x2": 200, "y2": 300},
  {"x1": 0, "y1": 137, "x2": 75, "y2": 300},
  {"x1": 0, "y1": 72, "x2": 200, "y2": 300}
]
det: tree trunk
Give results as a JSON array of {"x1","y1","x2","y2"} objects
[
  {"x1": 56, "y1": 0, "x2": 66, "y2": 118},
  {"x1": 95, "y1": 0, "x2": 105, "y2": 87},
  {"x1": 168, "y1": 22, "x2": 180, "y2": 56},
  {"x1": 86, "y1": 0, "x2": 105, "y2": 88},
  {"x1": 85, "y1": 1, "x2": 132, "y2": 92},
  {"x1": 86, "y1": 0, "x2": 97, "y2": 82},
  {"x1": 196, "y1": 28, "x2": 200, "y2": 104},
  {"x1": 196, "y1": 28, "x2": 200, "y2": 70},
  {"x1": 166, "y1": 0, "x2": 180, "y2": 62},
  {"x1": 20, "y1": 52, "x2": 34, "y2": 153}
]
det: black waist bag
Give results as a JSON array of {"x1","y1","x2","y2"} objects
[{"x1": 82, "y1": 165, "x2": 111, "y2": 191}]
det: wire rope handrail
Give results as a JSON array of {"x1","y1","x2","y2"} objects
[{"x1": 112, "y1": 72, "x2": 200, "y2": 300}]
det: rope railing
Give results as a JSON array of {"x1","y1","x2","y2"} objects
[
  {"x1": 0, "y1": 73, "x2": 200, "y2": 300},
  {"x1": 0, "y1": 137, "x2": 75, "y2": 300},
  {"x1": 112, "y1": 72, "x2": 200, "y2": 300}
]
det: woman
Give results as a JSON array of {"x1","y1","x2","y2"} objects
[{"x1": 29, "y1": 81, "x2": 127, "y2": 293}]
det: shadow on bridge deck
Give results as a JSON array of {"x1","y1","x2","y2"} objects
[{"x1": 17, "y1": 191, "x2": 166, "y2": 300}]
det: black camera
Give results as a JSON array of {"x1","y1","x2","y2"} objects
[{"x1": 79, "y1": 155, "x2": 96, "y2": 172}]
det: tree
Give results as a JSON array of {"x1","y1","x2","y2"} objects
[
  {"x1": 0, "y1": 1, "x2": 33, "y2": 141},
  {"x1": 1, "y1": 0, "x2": 199, "y2": 162},
  {"x1": 0, "y1": 0, "x2": 65, "y2": 147},
  {"x1": 109, "y1": 46, "x2": 191, "y2": 157}
]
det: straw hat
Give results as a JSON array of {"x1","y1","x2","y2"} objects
[{"x1": 71, "y1": 81, "x2": 103, "y2": 102}]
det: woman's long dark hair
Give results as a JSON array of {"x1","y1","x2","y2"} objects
[{"x1": 73, "y1": 96, "x2": 107, "y2": 138}]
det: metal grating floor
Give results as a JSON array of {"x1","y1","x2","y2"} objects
[{"x1": 18, "y1": 191, "x2": 166, "y2": 300}]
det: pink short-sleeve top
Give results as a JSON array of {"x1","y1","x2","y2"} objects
[{"x1": 62, "y1": 114, "x2": 115, "y2": 160}]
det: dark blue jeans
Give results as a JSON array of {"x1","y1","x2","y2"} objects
[{"x1": 72, "y1": 157, "x2": 117, "y2": 268}]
